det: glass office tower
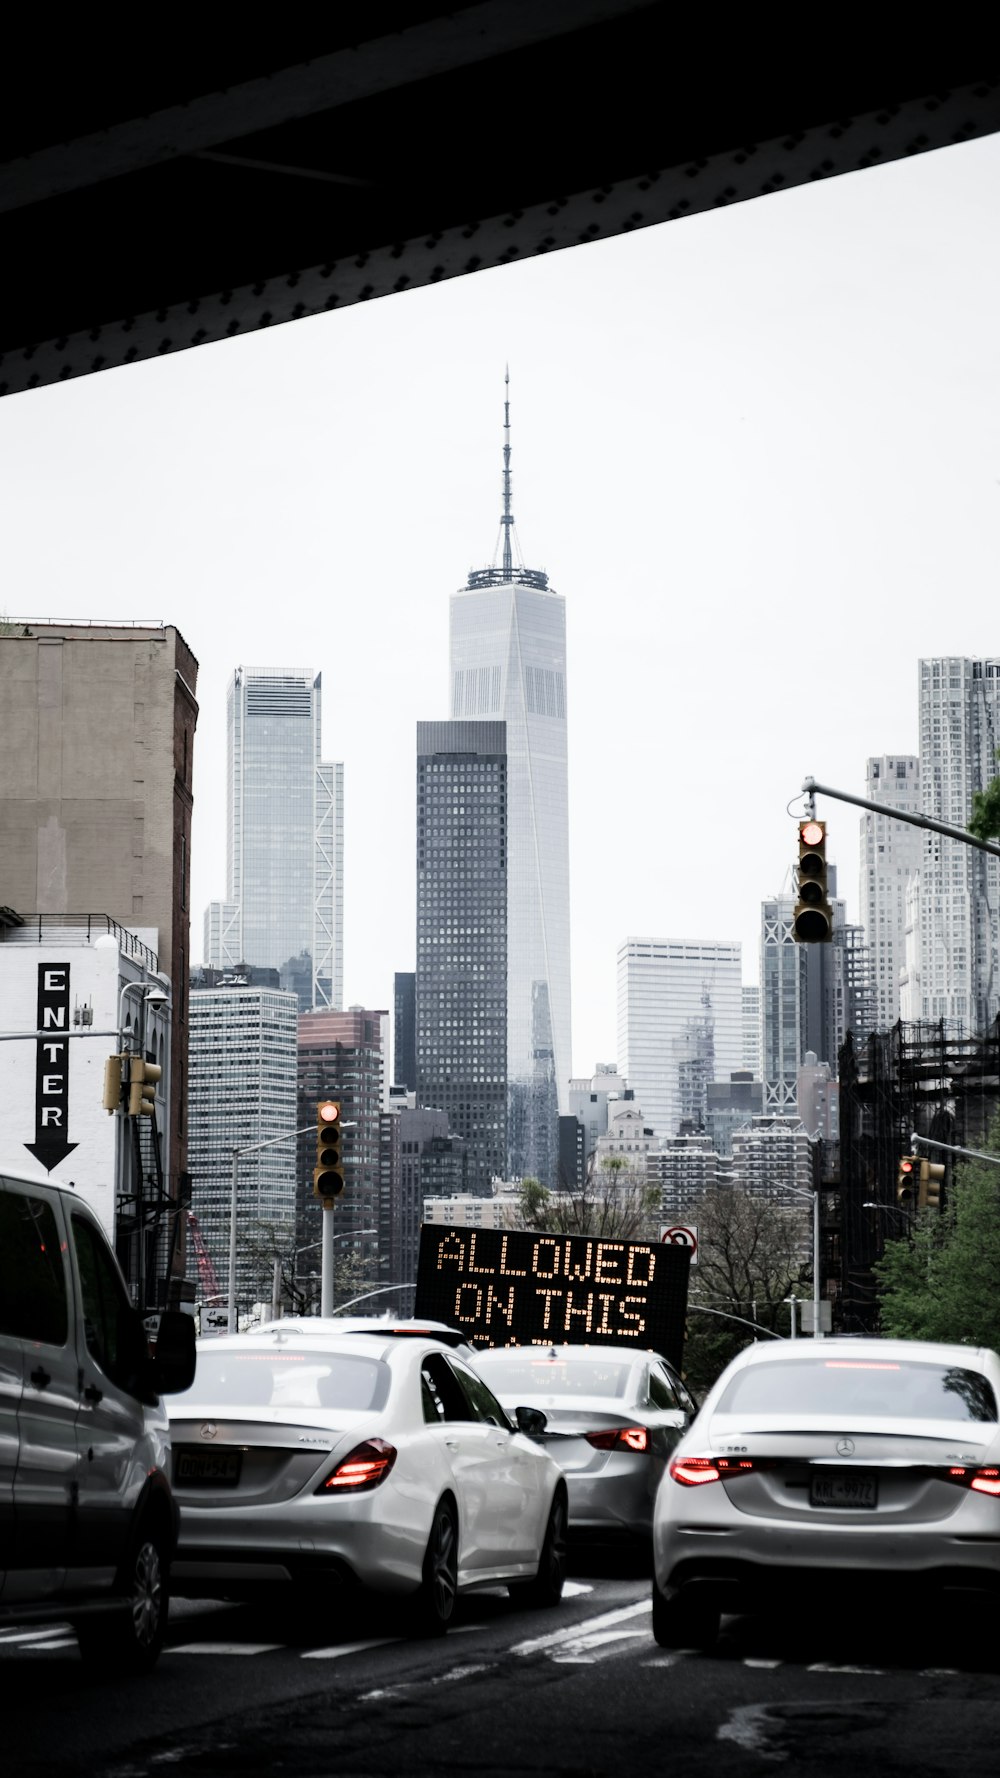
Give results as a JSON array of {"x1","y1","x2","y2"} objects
[
  {"x1": 204, "y1": 666, "x2": 343, "y2": 1011},
  {"x1": 449, "y1": 380, "x2": 571, "y2": 1186},
  {"x1": 415, "y1": 720, "x2": 508, "y2": 1192}
]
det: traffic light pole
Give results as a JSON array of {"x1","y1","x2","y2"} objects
[
  {"x1": 801, "y1": 777, "x2": 1000, "y2": 859},
  {"x1": 228, "y1": 1122, "x2": 315, "y2": 1335}
]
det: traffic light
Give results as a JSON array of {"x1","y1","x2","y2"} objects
[
  {"x1": 102, "y1": 1054, "x2": 125, "y2": 1113},
  {"x1": 896, "y1": 1155, "x2": 918, "y2": 1208},
  {"x1": 314, "y1": 1101, "x2": 345, "y2": 1200},
  {"x1": 793, "y1": 819, "x2": 833, "y2": 943},
  {"x1": 918, "y1": 1158, "x2": 945, "y2": 1210},
  {"x1": 127, "y1": 1057, "x2": 162, "y2": 1117}
]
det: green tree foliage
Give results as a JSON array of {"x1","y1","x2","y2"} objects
[
  {"x1": 682, "y1": 1188, "x2": 813, "y2": 1396},
  {"x1": 517, "y1": 1156, "x2": 660, "y2": 1239},
  {"x1": 874, "y1": 1119, "x2": 1000, "y2": 1348},
  {"x1": 969, "y1": 748, "x2": 1000, "y2": 844}
]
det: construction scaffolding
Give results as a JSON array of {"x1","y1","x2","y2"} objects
[{"x1": 836, "y1": 1016, "x2": 1000, "y2": 1332}]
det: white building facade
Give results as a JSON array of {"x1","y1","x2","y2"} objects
[
  {"x1": 187, "y1": 983, "x2": 299, "y2": 1309},
  {"x1": 904, "y1": 658, "x2": 1000, "y2": 1034},
  {"x1": 617, "y1": 939, "x2": 743, "y2": 1139},
  {"x1": 741, "y1": 984, "x2": 762, "y2": 1078},
  {"x1": 0, "y1": 914, "x2": 171, "y2": 1297},
  {"x1": 860, "y1": 755, "x2": 921, "y2": 1031}
]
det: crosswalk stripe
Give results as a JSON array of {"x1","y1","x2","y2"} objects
[
  {"x1": 0, "y1": 1628, "x2": 73, "y2": 1644},
  {"x1": 302, "y1": 1638, "x2": 397, "y2": 1661},
  {"x1": 168, "y1": 1642, "x2": 283, "y2": 1656}
]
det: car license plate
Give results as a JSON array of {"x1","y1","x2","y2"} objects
[
  {"x1": 175, "y1": 1448, "x2": 242, "y2": 1487},
  {"x1": 809, "y1": 1472, "x2": 877, "y2": 1510}
]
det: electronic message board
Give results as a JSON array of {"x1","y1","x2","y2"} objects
[{"x1": 414, "y1": 1225, "x2": 691, "y2": 1370}]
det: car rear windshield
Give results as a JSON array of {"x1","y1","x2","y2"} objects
[
  {"x1": 172, "y1": 1350, "x2": 390, "y2": 1414},
  {"x1": 715, "y1": 1357, "x2": 998, "y2": 1423},
  {"x1": 476, "y1": 1354, "x2": 635, "y2": 1397}
]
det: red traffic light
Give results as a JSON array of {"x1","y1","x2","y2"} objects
[
  {"x1": 899, "y1": 1158, "x2": 914, "y2": 1174},
  {"x1": 800, "y1": 820, "x2": 824, "y2": 848},
  {"x1": 318, "y1": 1101, "x2": 340, "y2": 1124}
]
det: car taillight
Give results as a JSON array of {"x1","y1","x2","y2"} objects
[
  {"x1": 669, "y1": 1454, "x2": 757, "y2": 1486},
  {"x1": 317, "y1": 1439, "x2": 397, "y2": 1493},
  {"x1": 584, "y1": 1427, "x2": 649, "y2": 1452},
  {"x1": 943, "y1": 1464, "x2": 1000, "y2": 1497}
]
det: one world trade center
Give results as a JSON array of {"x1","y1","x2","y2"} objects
[{"x1": 449, "y1": 374, "x2": 571, "y2": 1187}]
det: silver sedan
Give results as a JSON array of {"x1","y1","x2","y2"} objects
[
  {"x1": 652, "y1": 1335, "x2": 1000, "y2": 1650},
  {"x1": 474, "y1": 1343, "x2": 699, "y2": 1540},
  {"x1": 167, "y1": 1322, "x2": 568, "y2": 1633}
]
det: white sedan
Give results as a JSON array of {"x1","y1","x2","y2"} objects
[
  {"x1": 652, "y1": 1335, "x2": 1000, "y2": 1650},
  {"x1": 167, "y1": 1321, "x2": 568, "y2": 1633},
  {"x1": 475, "y1": 1343, "x2": 699, "y2": 1539}
]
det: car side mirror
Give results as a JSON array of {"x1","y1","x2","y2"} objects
[
  {"x1": 515, "y1": 1404, "x2": 547, "y2": 1435},
  {"x1": 147, "y1": 1310, "x2": 197, "y2": 1395}
]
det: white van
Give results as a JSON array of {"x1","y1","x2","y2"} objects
[{"x1": 0, "y1": 1166, "x2": 195, "y2": 1670}]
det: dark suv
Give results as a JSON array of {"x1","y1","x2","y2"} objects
[{"x1": 0, "y1": 1167, "x2": 195, "y2": 1669}]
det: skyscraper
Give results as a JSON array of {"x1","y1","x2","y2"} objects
[
  {"x1": 204, "y1": 666, "x2": 343, "y2": 1011},
  {"x1": 617, "y1": 939, "x2": 743, "y2": 1137},
  {"x1": 449, "y1": 376, "x2": 571, "y2": 1184},
  {"x1": 905, "y1": 658, "x2": 1000, "y2": 1034},
  {"x1": 415, "y1": 720, "x2": 508, "y2": 1192},
  {"x1": 860, "y1": 755, "x2": 920, "y2": 1030},
  {"x1": 187, "y1": 980, "x2": 299, "y2": 1307},
  {"x1": 393, "y1": 970, "x2": 416, "y2": 1090}
]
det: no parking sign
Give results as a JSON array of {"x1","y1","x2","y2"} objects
[{"x1": 661, "y1": 1225, "x2": 698, "y2": 1264}]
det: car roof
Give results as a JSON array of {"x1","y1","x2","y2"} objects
[
  {"x1": 195, "y1": 1319, "x2": 476, "y2": 1360},
  {"x1": 275, "y1": 1317, "x2": 475, "y2": 1352},
  {"x1": 721, "y1": 1336, "x2": 998, "y2": 1372},
  {"x1": 476, "y1": 1343, "x2": 666, "y2": 1364}
]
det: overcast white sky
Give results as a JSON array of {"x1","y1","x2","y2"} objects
[{"x1": 2, "y1": 132, "x2": 999, "y2": 1077}]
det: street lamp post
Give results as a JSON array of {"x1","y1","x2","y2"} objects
[
  {"x1": 781, "y1": 1184, "x2": 822, "y2": 1339},
  {"x1": 291, "y1": 1229, "x2": 377, "y2": 1316},
  {"x1": 227, "y1": 1121, "x2": 316, "y2": 1334}
]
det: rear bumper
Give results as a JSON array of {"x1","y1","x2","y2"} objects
[
  {"x1": 173, "y1": 1492, "x2": 428, "y2": 1597},
  {"x1": 656, "y1": 1517, "x2": 1000, "y2": 1605},
  {"x1": 559, "y1": 1459, "x2": 659, "y2": 1537}
]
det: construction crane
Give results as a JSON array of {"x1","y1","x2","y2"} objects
[{"x1": 186, "y1": 1210, "x2": 221, "y2": 1303}]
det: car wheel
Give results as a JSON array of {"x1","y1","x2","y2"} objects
[
  {"x1": 77, "y1": 1521, "x2": 169, "y2": 1673},
  {"x1": 508, "y1": 1488, "x2": 568, "y2": 1609},
  {"x1": 651, "y1": 1578, "x2": 719, "y2": 1652},
  {"x1": 409, "y1": 1497, "x2": 458, "y2": 1637}
]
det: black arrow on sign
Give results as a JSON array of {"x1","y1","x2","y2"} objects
[{"x1": 25, "y1": 961, "x2": 79, "y2": 1173}]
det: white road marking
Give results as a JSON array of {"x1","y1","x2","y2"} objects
[
  {"x1": 744, "y1": 1658, "x2": 784, "y2": 1669},
  {"x1": 511, "y1": 1599, "x2": 650, "y2": 1657},
  {"x1": 562, "y1": 1581, "x2": 594, "y2": 1597},
  {"x1": 641, "y1": 1653, "x2": 686, "y2": 1667},
  {"x1": 28, "y1": 1638, "x2": 78, "y2": 1650},
  {"x1": 301, "y1": 1638, "x2": 398, "y2": 1661},
  {"x1": 551, "y1": 1626, "x2": 650, "y2": 1664},
  {"x1": 360, "y1": 1663, "x2": 493, "y2": 1701},
  {"x1": 167, "y1": 1642, "x2": 283, "y2": 1656}
]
